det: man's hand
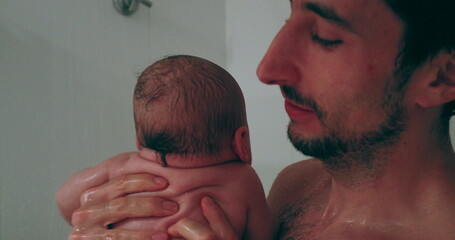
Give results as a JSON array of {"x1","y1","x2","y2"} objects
[
  {"x1": 69, "y1": 174, "x2": 178, "y2": 240},
  {"x1": 168, "y1": 197, "x2": 238, "y2": 240}
]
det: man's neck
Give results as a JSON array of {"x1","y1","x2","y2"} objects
[{"x1": 320, "y1": 127, "x2": 455, "y2": 232}]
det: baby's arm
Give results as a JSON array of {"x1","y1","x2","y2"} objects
[
  {"x1": 244, "y1": 173, "x2": 276, "y2": 240},
  {"x1": 245, "y1": 198, "x2": 275, "y2": 240},
  {"x1": 55, "y1": 152, "x2": 135, "y2": 224}
]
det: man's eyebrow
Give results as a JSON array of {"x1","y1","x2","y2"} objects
[{"x1": 303, "y1": 2, "x2": 357, "y2": 34}]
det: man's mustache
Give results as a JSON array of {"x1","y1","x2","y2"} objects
[{"x1": 281, "y1": 85, "x2": 320, "y2": 114}]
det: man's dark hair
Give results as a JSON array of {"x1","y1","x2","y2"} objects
[
  {"x1": 383, "y1": 0, "x2": 455, "y2": 118},
  {"x1": 133, "y1": 55, "x2": 247, "y2": 157}
]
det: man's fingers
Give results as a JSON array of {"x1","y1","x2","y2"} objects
[
  {"x1": 167, "y1": 197, "x2": 238, "y2": 240},
  {"x1": 72, "y1": 196, "x2": 179, "y2": 228},
  {"x1": 68, "y1": 173, "x2": 175, "y2": 240},
  {"x1": 201, "y1": 197, "x2": 237, "y2": 240},
  {"x1": 80, "y1": 174, "x2": 168, "y2": 206},
  {"x1": 168, "y1": 219, "x2": 218, "y2": 240},
  {"x1": 69, "y1": 228, "x2": 169, "y2": 240}
]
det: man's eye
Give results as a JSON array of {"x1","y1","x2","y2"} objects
[{"x1": 312, "y1": 35, "x2": 343, "y2": 48}]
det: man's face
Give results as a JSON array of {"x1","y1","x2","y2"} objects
[{"x1": 257, "y1": 0, "x2": 408, "y2": 163}]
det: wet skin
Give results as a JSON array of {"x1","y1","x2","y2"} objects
[
  {"x1": 62, "y1": 0, "x2": 455, "y2": 238},
  {"x1": 258, "y1": 0, "x2": 455, "y2": 239}
]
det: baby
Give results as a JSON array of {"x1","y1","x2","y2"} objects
[{"x1": 56, "y1": 55, "x2": 273, "y2": 240}]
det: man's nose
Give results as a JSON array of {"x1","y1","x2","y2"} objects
[{"x1": 256, "y1": 23, "x2": 301, "y2": 86}]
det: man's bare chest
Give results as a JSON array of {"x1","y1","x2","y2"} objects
[
  {"x1": 274, "y1": 198, "x2": 454, "y2": 240},
  {"x1": 275, "y1": 198, "x2": 324, "y2": 240}
]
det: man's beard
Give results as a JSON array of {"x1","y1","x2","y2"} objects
[{"x1": 283, "y1": 82, "x2": 407, "y2": 171}]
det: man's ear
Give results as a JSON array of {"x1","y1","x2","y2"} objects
[
  {"x1": 415, "y1": 51, "x2": 455, "y2": 108},
  {"x1": 232, "y1": 126, "x2": 252, "y2": 165}
]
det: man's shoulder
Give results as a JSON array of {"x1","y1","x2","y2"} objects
[
  {"x1": 271, "y1": 158, "x2": 327, "y2": 194},
  {"x1": 267, "y1": 158, "x2": 330, "y2": 213},
  {"x1": 279, "y1": 158, "x2": 325, "y2": 180}
]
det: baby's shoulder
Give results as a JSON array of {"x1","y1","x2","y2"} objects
[
  {"x1": 103, "y1": 151, "x2": 163, "y2": 179},
  {"x1": 102, "y1": 151, "x2": 138, "y2": 165},
  {"x1": 165, "y1": 162, "x2": 258, "y2": 190}
]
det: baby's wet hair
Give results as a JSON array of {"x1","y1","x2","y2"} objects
[{"x1": 133, "y1": 55, "x2": 247, "y2": 158}]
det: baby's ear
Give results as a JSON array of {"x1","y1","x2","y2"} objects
[
  {"x1": 135, "y1": 137, "x2": 142, "y2": 150},
  {"x1": 415, "y1": 51, "x2": 455, "y2": 108},
  {"x1": 232, "y1": 126, "x2": 252, "y2": 165}
]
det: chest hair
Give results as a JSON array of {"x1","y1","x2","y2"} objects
[{"x1": 276, "y1": 198, "x2": 323, "y2": 240}]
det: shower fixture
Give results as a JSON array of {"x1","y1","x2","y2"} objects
[{"x1": 113, "y1": 0, "x2": 152, "y2": 16}]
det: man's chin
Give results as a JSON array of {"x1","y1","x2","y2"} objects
[
  {"x1": 290, "y1": 138, "x2": 342, "y2": 159},
  {"x1": 288, "y1": 129, "x2": 339, "y2": 159}
]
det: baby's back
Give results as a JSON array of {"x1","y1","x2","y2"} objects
[{"x1": 111, "y1": 154, "x2": 270, "y2": 239}]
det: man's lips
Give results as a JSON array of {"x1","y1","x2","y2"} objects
[
  {"x1": 284, "y1": 99, "x2": 315, "y2": 120},
  {"x1": 284, "y1": 99, "x2": 314, "y2": 112}
]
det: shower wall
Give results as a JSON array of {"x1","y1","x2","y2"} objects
[{"x1": 0, "y1": 1, "x2": 225, "y2": 239}]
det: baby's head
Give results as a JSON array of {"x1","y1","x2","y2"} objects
[{"x1": 134, "y1": 55, "x2": 250, "y2": 165}]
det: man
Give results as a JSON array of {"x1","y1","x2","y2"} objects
[
  {"x1": 68, "y1": 0, "x2": 455, "y2": 239},
  {"x1": 258, "y1": 0, "x2": 455, "y2": 239}
]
